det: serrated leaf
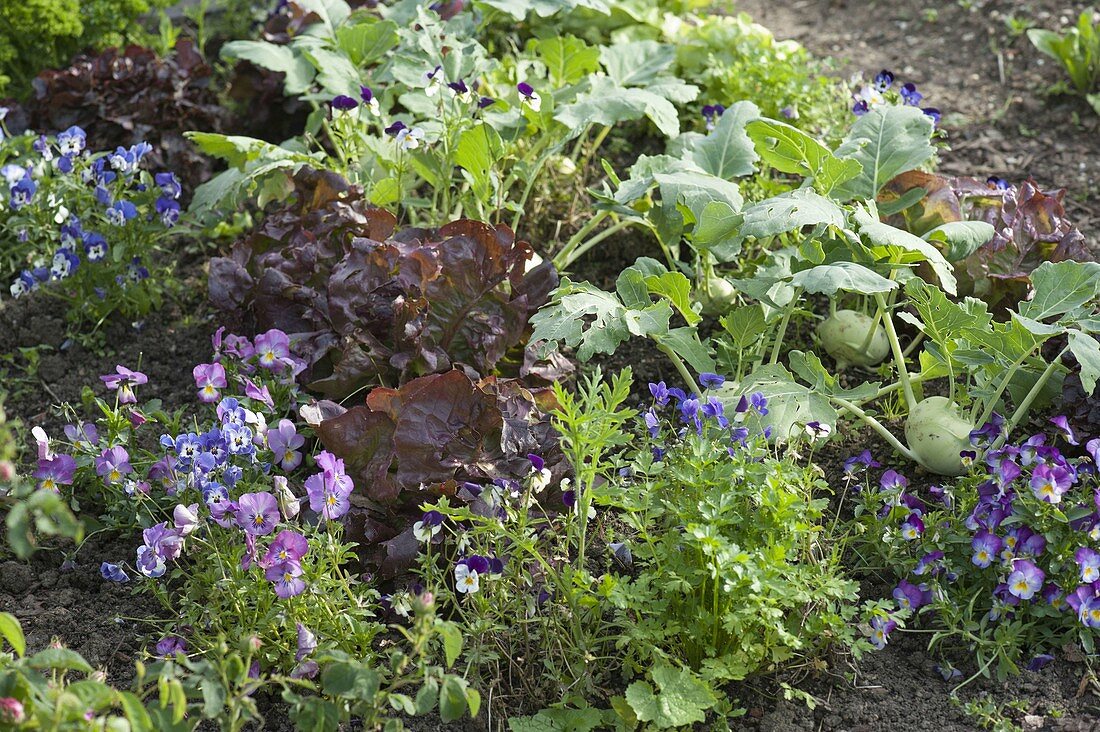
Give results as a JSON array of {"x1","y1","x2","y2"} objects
[
  {"x1": 854, "y1": 207, "x2": 957, "y2": 295},
  {"x1": 923, "y1": 221, "x2": 995, "y2": 261},
  {"x1": 720, "y1": 305, "x2": 768, "y2": 349},
  {"x1": 653, "y1": 327, "x2": 715, "y2": 374},
  {"x1": 691, "y1": 101, "x2": 759, "y2": 179},
  {"x1": 689, "y1": 201, "x2": 743, "y2": 262},
  {"x1": 221, "y1": 41, "x2": 316, "y2": 95},
  {"x1": 1069, "y1": 330, "x2": 1100, "y2": 394},
  {"x1": 625, "y1": 664, "x2": 717, "y2": 728},
  {"x1": 536, "y1": 35, "x2": 601, "y2": 86},
  {"x1": 790, "y1": 262, "x2": 897, "y2": 295},
  {"x1": 555, "y1": 76, "x2": 697, "y2": 139},
  {"x1": 645, "y1": 271, "x2": 701, "y2": 326},
  {"x1": 455, "y1": 123, "x2": 504, "y2": 201},
  {"x1": 336, "y1": 19, "x2": 398, "y2": 66},
  {"x1": 1018, "y1": 261, "x2": 1100, "y2": 322},
  {"x1": 720, "y1": 364, "x2": 838, "y2": 441},
  {"x1": 739, "y1": 189, "x2": 847, "y2": 241},
  {"x1": 834, "y1": 105, "x2": 935, "y2": 200},
  {"x1": 745, "y1": 119, "x2": 862, "y2": 195},
  {"x1": 788, "y1": 350, "x2": 879, "y2": 400},
  {"x1": 600, "y1": 41, "x2": 677, "y2": 86}
]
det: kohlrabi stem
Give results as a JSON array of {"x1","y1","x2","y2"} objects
[
  {"x1": 901, "y1": 332, "x2": 925, "y2": 359},
  {"x1": 873, "y1": 293, "x2": 916, "y2": 412},
  {"x1": 971, "y1": 350, "x2": 1033, "y2": 428},
  {"x1": 992, "y1": 347, "x2": 1069, "y2": 449},
  {"x1": 656, "y1": 341, "x2": 702, "y2": 397},
  {"x1": 858, "y1": 309, "x2": 883, "y2": 353},
  {"x1": 769, "y1": 303, "x2": 795, "y2": 365},
  {"x1": 552, "y1": 210, "x2": 609, "y2": 270},
  {"x1": 555, "y1": 218, "x2": 632, "y2": 271},
  {"x1": 834, "y1": 397, "x2": 919, "y2": 463}
]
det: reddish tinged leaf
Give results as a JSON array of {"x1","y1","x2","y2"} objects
[{"x1": 211, "y1": 168, "x2": 556, "y2": 399}]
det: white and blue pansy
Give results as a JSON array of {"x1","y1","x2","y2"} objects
[
  {"x1": 83, "y1": 233, "x2": 108, "y2": 262},
  {"x1": 50, "y1": 249, "x2": 80, "y2": 279},
  {"x1": 106, "y1": 200, "x2": 138, "y2": 226},
  {"x1": 56, "y1": 126, "x2": 87, "y2": 156}
]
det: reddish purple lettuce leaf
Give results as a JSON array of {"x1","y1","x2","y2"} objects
[
  {"x1": 881, "y1": 171, "x2": 1094, "y2": 310},
  {"x1": 210, "y1": 168, "x2": 558, "y2": 399}
]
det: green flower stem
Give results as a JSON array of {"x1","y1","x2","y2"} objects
[
  {"x1": 554, "y1": 217, "x2": 633, "y2": 271},
  {"x1": 769, "y1": 290, "x2": 798, "y2": 365},
  {"x1": 971, "y1": 350, "x2": 1034, "y2": 428},
  {"x1": 992, "y1": 347, "x2": 1068, "y2": 450},
  {"x1": 656, "y1": 341, "x2": 702, "y2": 397},
  {"x1": 551, "y1": 210, "x2": 609, "y2": 270}
]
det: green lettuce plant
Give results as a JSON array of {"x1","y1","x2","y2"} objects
[{"x1": 1029, "y1": 11, "x2": 1100, "y2": 113}]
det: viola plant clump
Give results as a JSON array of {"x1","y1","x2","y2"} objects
[
  {"x1": 0, "y1": 124, "x2": 185, "y2": 330},
  {"x1": 850, "y1": 417, "x2": 1100, "y2": 681}
]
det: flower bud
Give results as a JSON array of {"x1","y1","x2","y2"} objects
[
  {"x1": 0, "y1": 697, "x2": 25, "y2": 724},
  {"x1": 274, "y1": 476, "x2": 299, "y2": 521}
]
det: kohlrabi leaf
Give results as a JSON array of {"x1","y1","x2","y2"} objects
[
  {"x1": 335, "y1": 18, "x2": 399, "y2": 66},
  {"x1": 787, "y1": 350, "x2": 879, "y2": 401},
  {"x1": 720, "y1": 305, "x2": 769, "y2": 349},
  {"x1": 689, "y1": 200, "x2": 744, "y2": 262},
  {"x1": 1018, "y1": 260, "x2": 1100, "y2": 322},
  {"x1": 600, "y1": 41, "x2": 677, "y2": 86},
  {"x1": 923, "y1": 221, "x2": 995, "y2": 262},
  {"x1": 656, "y1": 171, "x2": 743, "y2": 221},
  {"x1": 790, "y1": 262, "x2": 897, "y2": 296},
  {"x1": 1068, "y1": 330, "x2": 1100, "y2": 394},
  {"x1": 530, "y1": 279, "x2": 672, "y2": 361},
  {"x1": 473, "y1": 0, "x2": 609, "y2": 20},
  {"x1": 645, "y1": 272, "x2": 701, "y2": 326},
  {"x1": 555, "y1": 76, "x2": 697, "y2": 139},
  {"x1": 454, "y1": 123, "x2": 505, "y2": 203},
  {"x1": 739, "y1": 189, "x2": 847, "y2": 241},
  {"x1": 745, "y1": 119, "x2": 862, "y2": 195},
  {"x1": 535, "y1": 35, "x2": 601, "y2": 86},
  {"x1": 691, "y1": 101, "x2": 759, "y2": 179},
  {"x1": 725, "y1": 364, "x2": 838, "y2": 441},
  {"x1": 854, "y1": 207, "x2": 957, "y2": 295},
  {"x1": 653, "y1": 327, "x2": 715, "y2": 374},
  {"x1": 833, "y1": 105, "x2": 935, "y2": 201},
  {"x1": 221, "y1": 41, "x2": 316, "y2": 95}
]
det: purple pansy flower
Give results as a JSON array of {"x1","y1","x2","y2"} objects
[{"x1": 236, "y1": 492, "x2": 280, "y2": 536}]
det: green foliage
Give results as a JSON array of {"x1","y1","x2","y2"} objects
[
  {"x1": 0, "y1": 0, "x2": 171, "y2": 98},
  {"x1": 1029, "y1": 11, "x2": 1100, "y2": 112}
]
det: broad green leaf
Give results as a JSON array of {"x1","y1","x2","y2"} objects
[
  {"x1": 854, "y1": 207, "x2": 957, "y2": 295},
  {"x1": 615, "y1": 267, "x2": 650, "y2": 310},
  {"x1": 739, "y1": 189, "x2": 847, "y2": 241},
  {"x1": 119, "y1": 691, "x2": 154, "y2": 732},
  {"x1": 645, "y1": 272, "x2": 701, "y2": 326},
  {"x1": 600, "y1": 41, "x2": 676, "y2": 86},
  {"x1": 1018, "y1": 261, "x2": 1100, "y2": 322},
  {"x1": 474, "y1": 0, "x2": 610, "y2": 19},
  {"x1": 689, "y1": 200, "x2": 743, "y2": 262},
  {"x1": 625, "y1": 664, "x2": 716, "y2": 728},
  {"x1": 1069, "y1": 330, "x2": 1100, "y2": 394},
  {"x1": 530, "y1": 279, "x2": 672, "y2": 362},
  {"x1": 336, "y1": 19, "x2": 398, "y2": 66},
  {"x1": 439, "y1": 676, "x2": 470, "y2": 722},
  {"x1": 436, "y1": 621, "x2": 462, "y2": 669},
  {"x1": 790, "y1": 262, "x2": 897, "y2": 295},
  {"x1": 27, "y1": 647, "x2": 94, "y2": 673},
  {"x1": 454, "y1": 123, "x2": 504, "y2": 201},
  {"x1": 508, "y1": 708, "x2": 605, "y2": 732},
  {"x1": 745, "y1": 119, "x2": 862, "y2": 195},
  {"x1": 923, "y1": 221, "x2": 995, "y2": 261},
  {"x1": 536, "y1": 36, "x2": 601, "y2": 86},
  {"x1": 834, "y1": 105, "x2": 935, "y2": 200},
  {"x1": 788, "y1": 350, "x2": 879, "y2": 400},
  {"x1": 201, "y1": 677, "x2": 227, "y2": 718},
  {"x1": 691, "y1": 101, "x2": 759, "y2": 179},
  {"x1": 221, "y1": 41, "x2": 315, "y2": 95},
  {"x1": 655, "y1": 171, "x2": 743, "y2": 223},
  {"x1": 289, "y1": 697, "x2": 342, "y2": 732},
  {"x1": 720, "y1": 305, "x2": 769, "y2": 349},
  {"x1": 653, "y1": 327, "x2": 715, "y2": 374},
  {"x1": 720, "y1": 364, "x2": 839, "y2": 441},
  {"x1": 905, "y1": 279, "x2": 992, "y2": 351},
  {"x1": 0, "y1": 613, "x2": 25, "y2": 657},
  {"x1": 555, "y1": 76, "x2": 697, "y2": 139},
  {"x1": 303, "y1": 46, "x2": 362, "y2": 97}
]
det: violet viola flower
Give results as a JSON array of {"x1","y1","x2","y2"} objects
[
  {"x1": 64, "y1": 422, "x2": 98, "y2": 451},
  {"x1": 193, "y1": 363, "x2": 227, "y2": 403},
  {"x1": 413, "y1": 511, "x2": 445, "y2": 542},
  {"x1": 236, "y1": 492, "x2": 280, "y2": 536},
  {"x1": 136, "y1": 545, "x2": 166, "y2": 578},
  {"x1": 1006, "y1": 559, "x2": 1044, "y2": 600},
  {"x1": 254, "y1": 329, "x2": 291, "y2": 371},
  {"x1": 262, "y1": 530, "x2": 309, "y2": 569},
  {"x1": 892, "y1": 579, "x2": 929, "y2": 610},
  {"x1": 1049, "y1": 416, "x2": 1079, "y2": 445},
  {"x1": 34, "y1": 454, "x2": 76, "y2": 492},
  {"x1": 267, "y1": 419, "x2": 305, "y2": 471},
  {"x1": 872, "y1": 69, "x2": 895, "y2": 92},
  {"x1": 899, "y1": 82, "x2": 923, "y2": 106},
  {"x1": 296, "y1": 623, "x2": 317, "y2": 662},
  {"x1": 330, "y1": 95, "x2": 358, "y2": 112},
  {"x1": 359, "y1": 86, "x2": 380, "y2": 115},
  {"x1": 100, "y1": 365, "x2": 148, "y2": 404},
  {"x1": 971, "y1": 531, "x2": 1001, "y2": 568},
  {"x1": 100, "y1": 562, "x2": 129, "y2": 582},
  {"x1": 304, "y1": 451, "x2": 354, "y2": 521},
  {"x1": 266, "y1": 561, "x2": 305, "y2": 598},
  {"x1": 899, "y1": 513, "x2": 924, "y2": 541},
  {"x1": 649, "y1": 381, "x2": 670, "y2": 405},
  {"x1": 644, "y1": 408, "x2": 660, "y2": 438},
  {"x1": 1031, "y1": 463, "x2": 1074, "y2": 504},
  {"x1": 868, "y1": 616, "x2": 896, "y2": 650},
  {"x1": 698, "y1": 372, "x2": 725, "y2": 389},
  {"x1": 244, "y1": 378, "x2": 274, "y2": 409},
  {"x1": 156, "y1": 635, "x2": 187, "y2": 658},
  {"x1": 880, "y1": 469, "x2": 908, "y2": 491},
  {"x1": 517, "y1": 82, "x2": 541, "y2": 112},
  {"x1": 913, "y1": 550, "x2": 944, "y2": 576},
  {"x1": 701, "y1": 103, "x2": 725, "y2": 131},
  {"x1": 1075, "y1": 547, "x2": 1100, "y2": 583},
  {"x1": 174, "y1": 503, "x2": 199, "y2": 536},
  {"x1": 843, "y1": 450, "x2": 880, "y2": 476},
  {"x1": 95, "y1": 446, "x2": 133, "y2": 485},
  {"x1": 922, "y1": 107, "x2": 941, "y2": 125},
  {"x1": 144, "y1": 522, "x2": 183, "y2": 561}
]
